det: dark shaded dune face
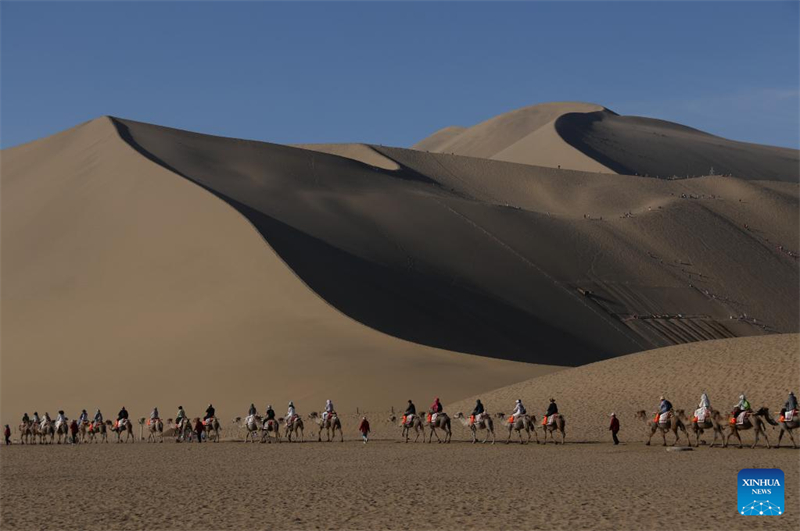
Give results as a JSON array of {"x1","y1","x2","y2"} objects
[
  {"x1": 555, "y1": 111, "x2": 800, "y2": 182},
  {"x1": 109, "y1": 117, "x2": 798, "y2": 368},
  {"x1": 112, "y1": 118, "x2": 636, "y2": 365}
]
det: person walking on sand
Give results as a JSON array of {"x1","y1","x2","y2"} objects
[
  {"x1": 194, "y1": 418, "x2": 205, "y2": 442},
  {"x1": 609, "y1": 413, "x2": 620, "y2": 445},
  {"x1": 4, "y1": 425, "x2": 10, "y2": 445},
  {"x1": 358, "y1": 416, "x2": 370, "y2": 443}
]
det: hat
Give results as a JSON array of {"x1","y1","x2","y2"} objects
[{"x1": 610, "y1": 413, "x2": 616, "y2": 416}]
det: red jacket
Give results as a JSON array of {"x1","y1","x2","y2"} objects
[
  {"x1": 609, "y1": 417, "x2": 620, "y2": 432},
  {"x1": 358, "y1": 419, "x2": 370, "y2": 433}
]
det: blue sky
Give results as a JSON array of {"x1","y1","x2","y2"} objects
[{"x1": 2, "y1": 1, "x2": 798, "y2": 149}]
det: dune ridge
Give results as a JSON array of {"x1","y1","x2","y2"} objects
[{"x1": 414, "y1": 101, "x2": 799, "y2": 181}]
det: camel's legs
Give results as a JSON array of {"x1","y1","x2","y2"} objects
[
  {"x1": 661, "y1": 429, "x2": 667, "y2": 447},
  {"x1": 734, "y1": 430, "x2": 743, "y2": 448}
]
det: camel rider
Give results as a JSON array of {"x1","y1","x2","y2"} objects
[
  {"x1": 204, "y1": 404, "x2": 215, "y2": 422},
  {"x1": 785, "y1": 392, "x2": 797, "y2": 412},
  {"x1": 42, "y1": 412, "x2": 52, "y2": 428},
  {"x1": 544, "y1": 398, "x2": 558, "y2": 424},
  {"x1": 150, "y1": 407, "x2": 159, "y2": 421},
  {"x1": 732, "y1": 394, "x2": 750, "y2": 421},
  {"x1": 94, "y1": 409, "x2": 103, "y2": 424},
  {"x1": 511, "y1": 399, "x2": 526, "y2": 421},
  {"x1": 430, "y1": 397, "x2": 443, "y2": 423},
  {"x1": 286, "y1": 402, "x2": 296, "y2": 425},
  {"x1": 471, "y1": 399, "x2": 485, "y2": 424},
  {"x1": 403, "y1": 400, "x2": 416, "y2": 425},
  {"x1": 56, "y1": 410, "x2": 68, "y2": 427},
  {"x1": 33, "y1": 412, "x2": 41, "y2": 425},
  {"x1": 248, "y1": 403, "x2": 257, "y2": 417},
  {"x1": 323, "y1": 400, "x2": 335, "y2": 422},
  {"x1": 265, "y1": 405, "x2": 276, "y2": 423},
  {"x1": 698, "y1": 393, "x2": 710, "y2": 409},
  {"x1": 78, "y1": 409, "x2": 88, "y2": 424},
  {"x1": 22, "y1": 413, "x2": 30, "y2": 424},
  {"x1": 658, "y1": 396, "x2": 673, "y2": 417},
  {"x1": 176, "y1": 406, "x2": 187, "y2": 427}
]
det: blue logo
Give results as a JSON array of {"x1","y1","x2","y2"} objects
[{"x1": 738, "y1": 469, "x2": 784, "y2": 515}]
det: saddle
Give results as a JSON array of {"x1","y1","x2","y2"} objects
[
  {"x1": 733, "y1": 411, "x2": 749, "y2": 425},
  {"x1": 655, "y1": 412, "x2": 671, "y2": 425},
  {"x1": 693, "y1": 407, "x2": 709, "y2": 423},
  {"x1": 204, "y1": 417, "x2": 215, "y2": 426},
  {"x1": 782, "y1": 409, "x2": 797, "y2": 422},
  {"x1": 287, "y1": 415, "x2": 299, "y2": 426}
]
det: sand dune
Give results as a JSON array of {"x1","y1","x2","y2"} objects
[
  {"x1": 451, "y1": 334, "x2": 800, "y2": 443},
  {"x1": 414, "y1": 102, "x2": 800, "y2": 181},
  {"x1": 2, "y1": 108, "x2": 798, "y2": 429},
  {"x1": 0, "y1": 118, "x2": 553, "y2": 426}
]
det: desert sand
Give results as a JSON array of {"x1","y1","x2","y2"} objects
[
  {"x1": 2, "y1": 438, "x2": 798, "y2": 531},
  {"x1": 2, "y1": 101, "x2": 798, "y2": 433}
]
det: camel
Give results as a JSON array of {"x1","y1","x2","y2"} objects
[
  {"x1": 777, "y1": 408, "x2": 799, "y2": 449},
  {"x1": 109, "y1": 419, "x2": 135, "y2": 443},
  {"x1": 260, "y1": 418, "x2": 281, "y2": 444},
  {"x1": 541, "y1": 413, "x2": 566, "y2": 444},
  {"x1": 635, "y1": 409, "x2": 687, "y2": 446},
  {"x1": 283, "y1": 416, "x2": 304, "y2": 442},
  {"x1": 499, "y1": 414, "x2": 538, "y2": 444},
  {"x1": 400, "y1": 414, "x2": 425, "y2": 443},
  {"x1": 202, "y1": 417, "x2": 221, "y2": 442},
  {"x1": 146, "y1": 418, "x2": 164, "y2": 443},
  {"x1": 87, "y1": 421, "x2": 108, "y2": 443},
  {"x1": 424, "y1": 412, "x2": 452, "y2": 443},
  {"x1": 724, "y1": 407, "x2": 778, "y2": 449},
  {"x1": 55, "y1": 419, "x2": 71, "y2": 444},
  {"x1": 314, "y1": 413, "x2": 344, "y2": 442},
  {"x1": 454, "y1": 412, "x2": 495, "y2": 444},
  {"x1": 173, "y1": 418, "x2": 193, "y2": 442},
  {"x1": 38, "y1": 419, "x2": 55, "y2": 444},
  {"x1": 677, "y1": 408, "x2": 725, "y2": 447},
  {"x1": 18, "y1": 421, "x2": 34, "y2": 444},
  {"x1": 240, "y1": 415, "x2": 261, "y2": 442}
]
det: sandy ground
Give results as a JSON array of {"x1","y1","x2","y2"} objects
[{"x1": 1, "y1": 440, "x2": 797, "y2": 531}]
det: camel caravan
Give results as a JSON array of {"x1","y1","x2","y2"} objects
[{"x1": 8, "y1": 392, "x2": 799, "y2": 449}]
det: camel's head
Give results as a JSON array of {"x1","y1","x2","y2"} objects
[
  {"x1": 495, "y1": 412, "x2": 506, "y2": 419},
  {"x1": 233, "y1": 417, "x2": 242, "y2": 423},
  {"x1": 454, "y1": 412, "x2": 464, "y2": 419},
  {"x1": 387, "y1": 415, "x2": 396, "y2": 423},
  {"x1": 138, "y1": 418, "x2": 146, "y2": 425},
  {"x1": 674, "y1": 409, "x2": 685, "y2": 418},
  {"x1": 308, "y1": 412, "x2": 319, "y2": 419},
  {"x1": 634, "y1": 410, "x2": 647, "y2": 420}
]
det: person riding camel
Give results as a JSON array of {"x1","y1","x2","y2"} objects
[
  {"x1": 78, "y1": 409, "x2": 88, "y2": 425},
  {"x1": 94, "y1": 409, "x2": 103, "y2": 425},
  {"x1": 265, "y1": 405, "x2": 276, "y2": 425},
  {"x1": 204, "y1": 404, "x2": 215, "y2": 424},
  {"x1": 323, "y1": 400, "x2": 335, "y2": 422},
  {"x1": 403, "y1": 400, "x2": 416, "y2": 425},
  {"x1": 511, "y1": 399, "x2": 526, "y2": 422},
  {"x1": 693, "y1": 393, "x2": 711, "y2": 422},
  {"x1": 116, "y1": 406, "x2": 128, "y2": 429},
  {"x1": 248, "y1": 403, "x2": 257, "y2": 417},
  {"x1": 176, "y1": 406, "x2": 187, "y2": 428},
  {"x1": 429, "y1": 397, "x2": 443, "y2": 423},
  {"x1": 656, "y1": 396, "x2": 673, "y2": 423},
  {"x1": 150, "y1": 407, "x2": 159, "y2": 425},
  {"x1": 22, "y1": 413, "x2": 30, "y2": 424},
  {"x1": 286, "y1": 402, "x2": 297, "y2": 426},
  {"x1": 42, "y1": 412, "x2": 52, "y2": 429},
  {"x1": 785, "y1": 392, "x2": 797, "y2": 412},
  {"x1": 543, "y1": 398, "x2": 558, "y2": 425},
  {"x1": 470, "y1": 399, "x2": 485, "y2": 425},
  {"x1": 56, "y1": 410, "x2": 68, "y2": 428},
  {"x1": 33, "y1": 412, "x2": 41, "y2": 425},
  {"x1": 781, "y1": 392, "x2": 798, "y2": 422},
  {"x1": 732, "y1": 394, "x2": 751, "y2": 423}
]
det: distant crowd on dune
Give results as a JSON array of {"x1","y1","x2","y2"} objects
[{"x1": 7, "y1": 392, "x2": 798, "y2": 450}]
